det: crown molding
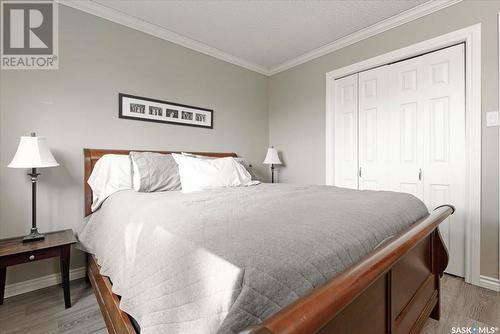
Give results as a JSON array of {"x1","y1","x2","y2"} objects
[
  {"x1": 268, "y1": 0, "x2": 463, "y2": 75},
  {"x1": 56, "y1": 0, "x2": 270, "y2": 75},
  {"x1": 57, "y1": 0, "x2": 462, "y2": 76}
]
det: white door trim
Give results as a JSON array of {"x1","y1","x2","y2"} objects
[
  {"x1": 325, "y1": 24, "x2": 482, "y2": 286},
  {"x1": 497, "y1": 12, "x2": 500, "y2": 287}
]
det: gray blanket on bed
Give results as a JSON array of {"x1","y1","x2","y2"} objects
[{"x1": 77, "y1": 184, "x2": 428, "y2": 334}]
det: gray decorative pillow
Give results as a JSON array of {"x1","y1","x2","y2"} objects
[{"x1": 130, "y1": 152, "x2": 181, "y2": 192}]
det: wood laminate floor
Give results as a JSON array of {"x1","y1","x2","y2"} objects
[
  {"x1": 0, "y1": 275, "x2": 498, "y2": 333},
  {"x1": 0, "y1": 278, "x2": 106, "y2": 334},
  {"x1": 422, "y1": 275, "x2": 500, "y2": 333}
]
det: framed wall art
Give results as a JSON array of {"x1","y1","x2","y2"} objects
[{"x1": 119, "y1": 93, "x2": 213, "y2": 129}]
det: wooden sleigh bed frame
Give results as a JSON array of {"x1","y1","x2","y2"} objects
[{"x1": 83, "y1": 148, "x2": 454, "y2": 334}]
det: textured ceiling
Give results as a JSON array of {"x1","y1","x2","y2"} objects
[{"x1": 93, "y1": 0, "x2": 429, "y2": 69}]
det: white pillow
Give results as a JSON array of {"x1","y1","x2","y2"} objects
[
  {"x1": 182, "y1": 153, "x2": 259, "y2": 181},
  {"x1": 87, "y1": 154, "x2": 132, "y2": 211},
  {"x1": 233, "y1": 157, "x2": 259, "y2": 181},
  {"x1": 171, "y1": 154, "x2": 259, "y2": 192}
]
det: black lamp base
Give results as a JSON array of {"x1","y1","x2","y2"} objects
[
  {"x1": 23, "y1": 228, "x2": 45, "y2": 243},
  {"x1": 23, "y1": 168, "x2": 44, "y2": 243}
]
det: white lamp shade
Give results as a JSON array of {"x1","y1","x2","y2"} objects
[
  {"x1": 8, "y1": 136, "x2": 59, "y2": 168},
  {"x1": 263, "y1": 147, "x2": 282, "y2": 165}
]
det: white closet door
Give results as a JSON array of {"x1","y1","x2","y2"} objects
[
  {"x1": 421, "y1": 45, "x2": 466, "y2": 276},
  {"x1": 358, "y1": 66, "x2": 390, "y2": 190},
  {"x1": 386, "y1": 56, "x2": 426, "y2": 200},
  {"x1": 334, "y1": 74, "x2": 358, "y2": 189},
  {"x1": 334, "y1": 45, "x2": 465, "y2": 277},
  {"x1": 385, "y1": 44, "x2": 466, "y2": 276}
]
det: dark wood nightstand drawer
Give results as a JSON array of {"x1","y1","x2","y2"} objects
[{"x1": 0, "y1": 246, "x2": 62, "y2": 267}]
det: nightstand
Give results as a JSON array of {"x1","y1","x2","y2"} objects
[{"x1": 0, "y1": 229, "x2": 77, "y2": 308}]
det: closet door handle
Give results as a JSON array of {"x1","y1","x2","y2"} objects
[
  {"x1": 359, "y1": 167, "x2": 362, "y2": 178},
  {"x1": 418, "y1": 168, "x2": 422, "y2": 181}
]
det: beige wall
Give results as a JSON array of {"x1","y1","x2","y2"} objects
[
  {"x1": 0, "y1": 5, "x2": 269, "y2": 284},
  {"x1": 268, "y1": 0, "x2": 500, "y2": 278}
]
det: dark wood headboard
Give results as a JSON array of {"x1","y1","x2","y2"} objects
[{"x1": 83, "y1": 148, "x2": 237, "y2": 217}]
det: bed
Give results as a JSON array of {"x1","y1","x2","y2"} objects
[{"x1": 80, "y1": 148, "x2": 453, "y2": 334}]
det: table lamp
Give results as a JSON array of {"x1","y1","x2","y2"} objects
[
  {"x1": 263, "y1": 147, "x2": 282, "y2": 183},
  {"x1": 8, "y1": 133, "x2": 59, "y2": 242}
]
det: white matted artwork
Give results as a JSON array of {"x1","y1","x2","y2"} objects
[{"x1": 119, "y1": 93, "x2": 213, "y2": 129}]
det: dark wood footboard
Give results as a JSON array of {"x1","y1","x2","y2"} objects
[{"x1": 87, "y1": 255, "x2": 136, "y2": 334}]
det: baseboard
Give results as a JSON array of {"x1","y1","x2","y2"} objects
[
  {"x1": 4, "y1": 267, "x2": 87, "y2": 298},
  {"x1": 5, "y1": 268, "x2": 498, "y2": 298},
  {"x1": 479, "y1": 275, "x2": 500, "y2": 292}
]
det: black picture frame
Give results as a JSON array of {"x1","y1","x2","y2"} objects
[{"x1": 118, "y1": 93, "x2": 214, "y2": 129}]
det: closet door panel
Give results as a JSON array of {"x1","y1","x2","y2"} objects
[
  {"x1": 334, "y1": 74, "x2": 358, "y2": 189},
  {"x1": 387, "y1": 59, "x2": 425, "y2": 200},
  {"x1": 387, "y1": 44, "x2": 466, "y2": 276},
  {"x1": 358, "y1": 67, "x2": 390, "y2": 191},
  {"x1": 421, "y1": 44, "x2": 466, "y2": 277}
]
